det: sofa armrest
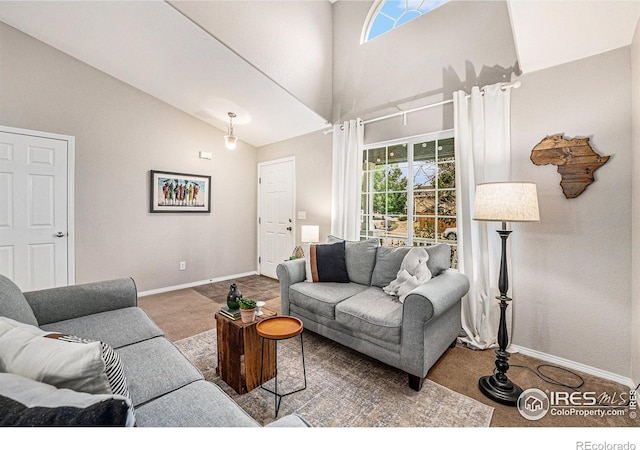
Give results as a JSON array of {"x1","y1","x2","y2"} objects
[
  {"x1": 402, "y1": 269, "x2": 470, "y2": 324},
  {"x1": 23, "y1": 278, "x2": 138, "y2": 326},
  {"x1": 276, "y1": 259, "x2": 306, "y2": 315}
]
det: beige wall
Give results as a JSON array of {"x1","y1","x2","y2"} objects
[
  {"x1": 0, "y1": 22, "x2": 258, "y2": 292},
  {"x1": 510, "y1": 47, "x2": 632, "y2": 378},
  {"x1": 171, "y1": 0, "x2": 333, "y2": 121},
  {"x1": 631, "y1": 18, "x2": 640, "y2": 386},
  {"x1": 257, "y1": 131, "x2": 333, "y2": 245}
]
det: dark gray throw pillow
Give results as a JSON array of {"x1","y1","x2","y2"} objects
[
  {"x1": 0, "y1": 394, "x2": 130, "y2": 427},
  {"x1": 304, "y1": 241, "x2": 350, "y2": 283}
]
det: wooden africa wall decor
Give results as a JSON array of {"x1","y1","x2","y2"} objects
[{"x1": 530, "y1": 135, "x2": 610, "y2": 199}]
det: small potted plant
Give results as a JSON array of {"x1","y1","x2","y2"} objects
[{"x1": 238, "y1": 298, "x2": 257, "y2": 323}]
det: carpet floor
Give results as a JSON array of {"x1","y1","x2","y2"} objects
[{"x1": 174, "y1": 327, "x2": 494, "y2": 427}]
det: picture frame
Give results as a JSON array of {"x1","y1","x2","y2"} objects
[{"x1": 149, "y1": 170, "x2": 211, "y2": 213}]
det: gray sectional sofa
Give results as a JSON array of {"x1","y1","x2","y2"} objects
[
  {"x1": 0, "y1": 274, "x2": 308, "y2": 427},
  {"x1": 277, "y1": 239, "x2": 470, "y2": 391}
]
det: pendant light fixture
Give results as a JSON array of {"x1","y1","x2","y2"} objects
[{"x1": 224, "y1": 112, "x2": 238, "y2": 150}]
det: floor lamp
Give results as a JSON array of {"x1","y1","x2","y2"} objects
[{"x1": 473, "y1": 182, "x2": 540, "y2": 406}]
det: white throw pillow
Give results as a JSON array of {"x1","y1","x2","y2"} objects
[{"x1": 0, "y1": 318, "x2": 111, "y2": 395}]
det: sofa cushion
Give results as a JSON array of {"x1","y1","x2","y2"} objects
[
  {"x1": 289, "y1": 282, "x2": 369, "y2": 319},
  {"x1": 0, "y1": 373, "x2": 134, "y2": 427},
  {"x1": 0, "y1": 275, "x2": 38, "y2": 326},
  {"x1": 303, "y1": 241, "x2": 349, "y2": 283},
  {"x1": 335, "y1": 287, "x2": 403, "y2": 344},
  {"x1": 371, "y1": 244, "x2": 451, "y2": 287},
  {"x1": 0, "y1": 318, "x2": 111, "y2": 395},
  {"x1": 134, "y1": 380, "x2": 259, "y2": 427},
  {"x1": 116, "y1": 336, "x2": 203, "y2": 407},
  {"x1": 326, "y1": 235, "x2": 379, "y2": 285},
  {"x1": 426, "y1": 243, "x2": 452, "y2": 276},
  {"x1": 371, "y1": 247, "x2": 412, "y2": 288},
  {"x1": 40, "y1": 307, "x2": 164, "y2": 350}
]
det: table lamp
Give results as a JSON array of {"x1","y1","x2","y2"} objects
[
  {"x1": 293, "y1": 225, "x2": 320, "y2": 259},
  {"x1": 473, "y1": 181, "x2": 540, "y2": 406}
]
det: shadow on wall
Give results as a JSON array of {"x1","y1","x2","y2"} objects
[
  {"x1": 441, "y1": 60, "x2": 522, "y2": 127},
  {"x1": 353, "y1": 60, "x2": 521, "y2": 129}
]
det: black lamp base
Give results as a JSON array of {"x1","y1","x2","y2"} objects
[{"x1": 478, "y1": 374, "x2": 523, "y2": 407}]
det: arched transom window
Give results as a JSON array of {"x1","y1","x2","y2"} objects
[{"x1": 362, "y1": 0, "x2": 450, "y2": 43}]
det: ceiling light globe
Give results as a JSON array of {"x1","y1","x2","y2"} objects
[{"x1": 224, "y1": 134, "x2": 238, "y2": 150}]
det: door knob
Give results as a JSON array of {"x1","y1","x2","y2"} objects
[
  {"x1": 286, "y1": 227, "x2": 292, "y2": 231},
  {"x1": 55, "y1": 232, "x2": 65, "y2": 238}
]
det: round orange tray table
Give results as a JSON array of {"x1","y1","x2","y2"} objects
[
  {"x1": 256, "y1": 316, "x2": 303, "y2": 340},
  {"x1": 256, "y1": 316, "x2": 307, "y2": 418}
]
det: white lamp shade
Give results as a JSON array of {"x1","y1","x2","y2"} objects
[
  {"x1": 473, "y1": 182, "x2": 540, "y2": 222},
  {"x1": 301, "y1": 225, "x2": 320, "y2": 243},
  {"x1": 224, "y1": 134, "x2": 238, "y2": 150}
]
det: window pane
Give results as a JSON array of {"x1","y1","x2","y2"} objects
[
  {"x1": 387, "y1": 192, "x2": 407, "y2": 215},
  {"x1": 414, "y1": 191, "x2": 435, "y2": 215},
  {"x1": 437, "y1": 138, "x2": 455, "y2": 162},
  {"x1": 439, "y1": 218, "x2": 457, "y2": 241},
  {"x1": 362, "y1": 172, "x2": 370, "y2": 193},
  {"x1": 382, "y1": 237, "x2": 408, "y2": 247},
  {"x1": 367, "y1": 14, "x2": 395, "y2": 41},
  {"x1": 388, "y1": 144, "x2": 407, "y2": 164},
  {"x1": 372, "y1": 170, "x2": 387, "y2": 192},
  {"x1": 414, "y1": 141, "x2": 436, "y2": 162},
  {"x1": 388, "y1": 215, "x2": 407, "y2": 238},
  {"x1": 438, "y1": 190, "x2": 456, "y2": 216},
  {"x1": 373, "y1": 193, "x2": 386, "y2": 215},
  {"x1": 380, "y1": 0, "x2": 405, "y2": 19},
  {"x1": 438, "y1": 162, "x2": 455, "y2": 188},
  {"x1": 413, "y1": 216, "x2": 435, "y2": 240},
  {"x1": 395, "y1": 10, "x2": 421, "y2": 27},
  {"x1": 367, "y1": 147, "x2": 386, "y2": 168},
  {"x1": 361, "y1": 194, "x2": 370, "y2": 215},
  {"x1": 413, "y1": 162, "x2": 436, "y2": 190}
]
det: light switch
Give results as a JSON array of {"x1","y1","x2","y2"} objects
[{"x1": 298, "y1": 211, "x2": 307, "y2": 220}]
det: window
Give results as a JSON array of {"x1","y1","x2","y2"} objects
[
  {"x1": 362, "y1": 0, "x2": 451, "y2": 43},
  {"x1": 360, "y1": 131, "x2": 457, "y2": 267}
]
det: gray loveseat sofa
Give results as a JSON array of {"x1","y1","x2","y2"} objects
[
  {"x1": 277, "y1": 239, "x2": 470, "y2": 391},
  {"x1": 0, "y1": 274, "x2": 308, "y2": 427}
]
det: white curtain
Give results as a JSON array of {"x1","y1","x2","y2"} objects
[
  {"x1": 331, "y1": 119, "x2": 364, "y2": 241},
  {"x1": 454, "y1": 84, "x2": 512, "y2": 350}
]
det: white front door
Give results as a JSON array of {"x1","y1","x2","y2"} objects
[
  {"x1": 258, "y1": 158, "x2": 295, "y2": 279},
  {"x1": 0, "y1": 127, "x2": 74, "y2": 291}
]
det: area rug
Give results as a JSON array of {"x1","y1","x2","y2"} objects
[{"x1": 174, "y1": 328, "x2": 494, "y2": 427}]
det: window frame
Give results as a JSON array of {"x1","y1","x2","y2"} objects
[
  {"x1": 361, "y1": 0, "x2": 451, "y2": 44},
  {"x1": 360, "y1": 128, "x2": 457, "y2": 260}
]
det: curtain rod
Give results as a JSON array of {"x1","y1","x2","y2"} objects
[{"x1": 324, "y1": 81, "x2": 521, "y2": 134}]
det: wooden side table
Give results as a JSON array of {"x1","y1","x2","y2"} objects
[{"x1": 215, "y1": 307, "x2": 276, "y2": 394}]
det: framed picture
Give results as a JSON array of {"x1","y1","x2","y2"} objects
[{"x1": 150, "y1": 170, "x2": 211, "y2": 213}]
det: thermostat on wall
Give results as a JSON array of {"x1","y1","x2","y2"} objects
[{"x1": 199, "y1": 151, "x2": 213, "y2": 160}]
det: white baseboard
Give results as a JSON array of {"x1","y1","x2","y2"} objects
[
  {"x1": 512, "y1": 344, "x2": 635, "y2": 389},
  {"x1": 138, "y1": 271, "x2": 259, "y2": 297}
]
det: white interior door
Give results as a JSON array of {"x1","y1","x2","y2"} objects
[
  {"x1": 0, "y1": 127, "x2": 74, "y2": 291},
  {"x1": 258, "y1": 158, "x2": 295, "y2": 279}
]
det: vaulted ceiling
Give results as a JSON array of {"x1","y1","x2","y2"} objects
[{"x1": 1, "y1": 1, "x2": 639, "y2": 147}]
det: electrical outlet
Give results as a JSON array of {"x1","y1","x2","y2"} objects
[{"x1": 179, "y1": 261, "x2": 186, "y2": 271}]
